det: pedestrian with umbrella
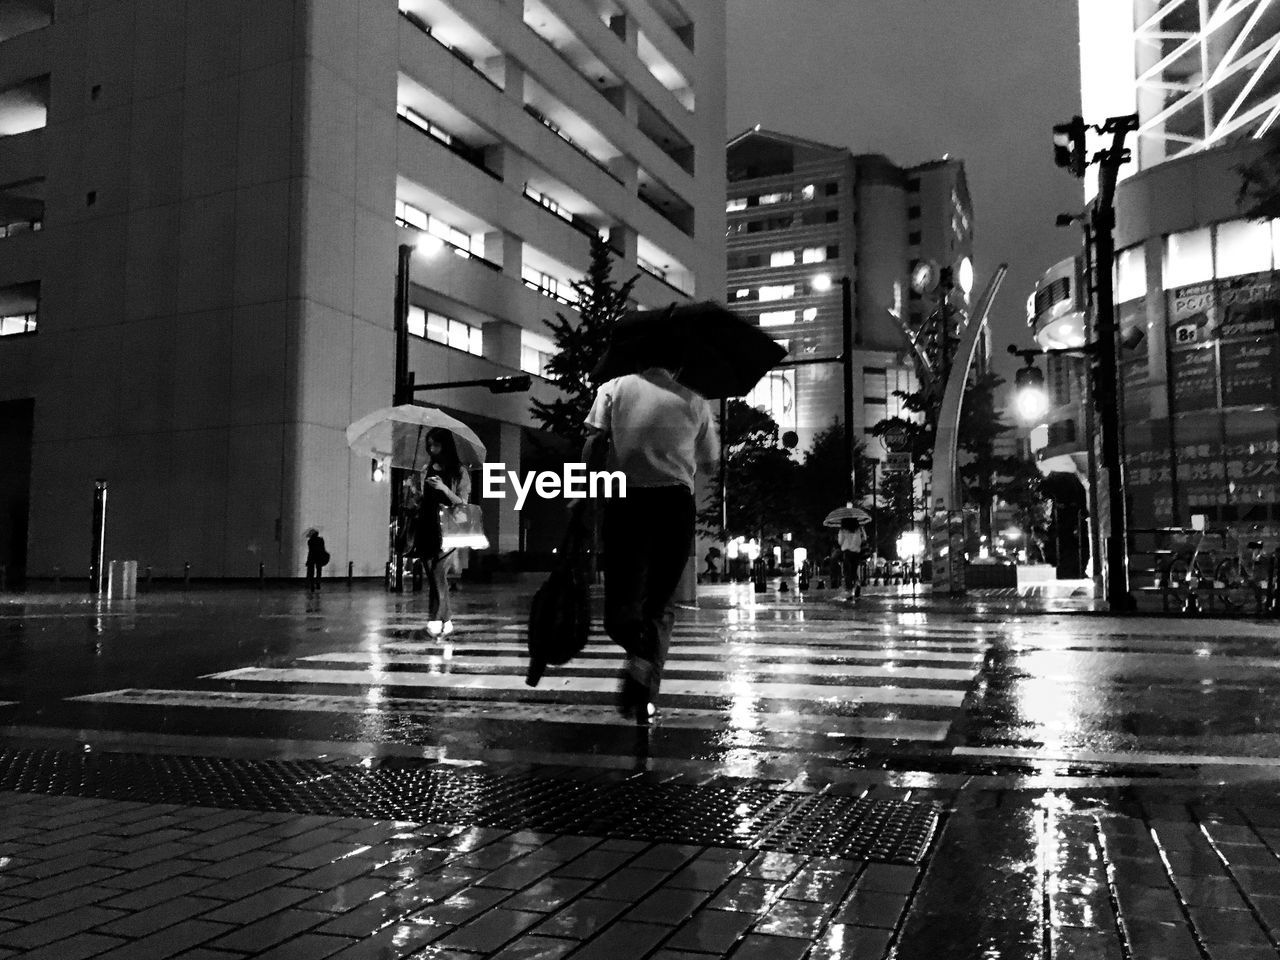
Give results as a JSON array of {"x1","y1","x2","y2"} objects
[
  {"x1": 824, "y1": 505, "x2": 872, "y2": 599},
  {"x1": 583, "y1": 302, "x2": 785, "y2": 723},
  {"x1": 346, "y1": 404, "x2": 487, "y2": 627}
]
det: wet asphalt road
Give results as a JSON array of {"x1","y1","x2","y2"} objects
[{"x1": 2, "y1": 582, "x2": 1279, "y2": 789}]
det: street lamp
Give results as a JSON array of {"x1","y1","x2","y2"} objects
[
  {"x1": 390, "y1": 233, "x2": 531, "y2": 591},
  {"x1": 1013, "y1": 356, "x2": 1050, "y2": 423}
]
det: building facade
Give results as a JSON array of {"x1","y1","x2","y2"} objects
[
  {"x1": 0, "y1": 0, "x2": 727, "y2": 580},
  {"x1": 722, "y1": 129, "x2": 974, "y2": 461},
  {"x1": 1027, "y1": 138, "x2": 1280, "y2": 579},
  {"x1": 1079, "y1": 0, "x2": 1280, "y2": 189}
]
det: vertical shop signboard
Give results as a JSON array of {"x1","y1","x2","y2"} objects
[
  {"x1": 1118, "y1": 299, "x2": 1149, "y2": 421},
  {"x1": 1216, "y1": 272, "x2": 1280, "y2": 408},
  {"x1": 1167, "y1": 281, "x2": 1220, "y2": 414}
]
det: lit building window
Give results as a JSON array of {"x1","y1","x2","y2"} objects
[
  {"x1": 801, "y1": 246, "x2": 827, "y2": 264},
  {"x1": 800, "y1": 184, "x2": 815, "y2": 200},
  {"x1": 1114, "y1": 245, "x2": 1147, "y2": 303},
  {"x1": 0, "y1": 313, "x2": 36, "y2": 336},
  {"x1": 734, "y1": 288, "x2": 751, "y2": 299},
  {"x1": 1215, "y1": 219, "x2": 1271, "y2": 278},
  {"x1": 521, "y1": 329, "x2": 555, "y2": 377},
  {"x1": 726, "y1": 197, "x2": 747, "y2": 212},
  {"x1": 522, "y1": 265, "x2": 577, "y2": 304},
  {"x1": 759, "y1": 191, "x2": 792, "y2": 205},
  {"x1": 759, "y1": 309, "x2": 796, "y2": 327},
  {"x1": 1163, "y1": 226, "x2": 1213, "y2": 289},
  {"x1": 769, "y1": 250, "x2": 796, "y2": 267},
  {"x1": 408, "y1": 305, "x2": 482, "y2": 356},
  {"x1": 802, "y1": 307, "x2": 817, "y2": 322},
  {"x1": 759, "y1": 285, "x2": 795, "y2": 302}
]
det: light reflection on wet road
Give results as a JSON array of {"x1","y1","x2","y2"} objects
[{"x1": 2, "y1": 585, "x2": 1279, "y2": 786}]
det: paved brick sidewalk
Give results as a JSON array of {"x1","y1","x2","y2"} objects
[
  {"x1": 5, "y1": 782, "x2": 1280, "y2": 958},
  {"x1": 0, "y1": 790, "x2": 915, "y2": 960}
]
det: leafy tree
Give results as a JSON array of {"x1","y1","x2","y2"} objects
[
  {"x1": 1000, "y1": 459, "x2": 1050, "y2": 562},
  {"x1": 794, "y1": 420, "x2": 872, "y2": 555},
  {"x1": 529, "y1": 234, "x2": 639, "y2": 449},
  {"x1": 957, "y1": 372, "x2": 1018, "y2": 541},
  {"x1": 699, "y1": 400, "x2": 798, "y2": 543}
]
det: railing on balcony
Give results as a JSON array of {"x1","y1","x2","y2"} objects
[
  {"x1": 637, "y1": 261, "x2": 690, "y2": 298},
  {"x1": 523, "y1": 104, "x2": 623, "y2": 185},
  {"x1": 521, "y1": 185, "x2": 600, "y2": 240},
  {"x1": 399, "y1": 9, "x2": 503, "y2": 92},
  {"x1": 397, "y1": 112, "x2": 502, "y2": 182},
  {"x1": 522, "y1": 277, "x2": 577, "y2": 307},
  {"x1": 395, "y1": 220, "x2": 503, "y2": 273}
]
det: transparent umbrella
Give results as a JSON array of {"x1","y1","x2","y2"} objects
[{"x1": 345, "y1": 404, "x2": 487, "y2": 469}]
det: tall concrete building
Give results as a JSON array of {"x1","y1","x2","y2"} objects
[
  {"x1": 723, "y1": 130, "x2": 974, "y2": 458},
  {"x1": 0, "y1": 0, "x2": 727, "y2": 581}
]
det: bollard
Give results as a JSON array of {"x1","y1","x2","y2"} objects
[
  {"x1": 90, "y1": 479, "x2": 108, "y2": 595},
  {"x1": 259, "y1": 562, "x2": 265, "y2": 588},
  {"x1": 145, "y1": 565, "x2": 152, "y2": 588},
  {"x1": 183, "y1": 561, "x2": 191, "y2": 588},
  {"x1": 347, "y1": 560, "x2": 354, "y2": 583},
  {"x1": 53, "y1": 565, "x2": 62, "y2": 588}
]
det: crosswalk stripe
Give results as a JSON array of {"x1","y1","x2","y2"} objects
[
  {"x1": 204, "y1": 666, "x2": 968, "y2": 707},
  {"x1": 68, "y1": 689, "x2": 954, "y2": 742},
  {"x1": 295, "y1": 652, "x2": 977, "y2": 683},
  {"x1": 377, "y1": 641, "x2": 985, "y2": 664}
]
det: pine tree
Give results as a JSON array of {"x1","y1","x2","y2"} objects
[
  {"x1": 697, "y1": 399, "x2": 798, "y2": 542},
  {"x1": 529, "y1": 235, "x2": 639, "y2": 448}
]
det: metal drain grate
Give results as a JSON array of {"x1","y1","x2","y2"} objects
[{"x1": 0, "y1": 748, "x2": 939, "y2": 864}]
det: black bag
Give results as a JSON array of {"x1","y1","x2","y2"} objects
[
  {"x1": 526, "y1": 501, "x2": 595, "y2": 687},
  {"x1": 318, "y1": 549, "x2": 330, "y2": 567}
]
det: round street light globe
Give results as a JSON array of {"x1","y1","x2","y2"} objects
[
  {"x1": 1015, "y1": 386, "x2": 1050, "y2": 423},
  {"x1": 811, "y1": 273, "x2": 833, "y2": 293},
  {"x1": 415, "y1": 232, "x2": 445, "y2": 255},
  {"x1": 957, "y1": 256, "x2": 974, "y2": 296}
]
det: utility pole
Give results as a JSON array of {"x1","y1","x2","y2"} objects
[
  {"x1": 391, "y1": 243, "x2": 413, "y2": 592},
  {"x1": 1053, "y1": 113, "x2": 1138, "y2": 612},
  {"x1": 840, "y1": 275, "x2": 855, "y2": 505}
]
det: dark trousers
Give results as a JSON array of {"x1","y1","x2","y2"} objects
[
  {"x1": 305, "y1": 562, "x2": 322, "y2": 590},
  {"x1": 603, "y1": 486, "x2": 694, "y2": 695},
  {"x1": 841, "y1": 551, "x2": 863, "y2": 593}
]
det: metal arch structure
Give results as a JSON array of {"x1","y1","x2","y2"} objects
[
  {"x1": 1131, "y1": 0, "x2": 1280, "y2": 158},
  {"x1": 929, "y1": 264, "x2": 1008, "y2": 595}
]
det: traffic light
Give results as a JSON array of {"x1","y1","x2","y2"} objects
[
  {"x1": 1053, "y1": 115, "x2": 1088, "y2": 178},
  {"x1": 487, "y1": 375, "x2": 532, "y2": 394}
]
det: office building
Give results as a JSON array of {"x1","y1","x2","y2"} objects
[
  {"x1": 723, "y1": 129, "x2": 974, "y2": 460},
  {"x1": 0, "y1": 0, "x2": 727, "y2": 580}
]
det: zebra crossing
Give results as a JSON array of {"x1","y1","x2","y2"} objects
[{"x1": 69, "y1": 609, "x2": 991, "y2": 776}]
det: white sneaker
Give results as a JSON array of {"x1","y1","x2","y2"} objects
[
  {"x1": 440, "y1": 620, "x2": 454, "y2": 636},
  {"x1": 426, "y1": 620, "x2": 443, "y2": 636}
]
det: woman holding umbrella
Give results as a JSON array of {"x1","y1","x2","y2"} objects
[
  {"x1": 824, "y1": 506, "x2": 871, "y2": 599},
  {"x1": 414, "y1": 427, "x2": 471, "y2": 636}
]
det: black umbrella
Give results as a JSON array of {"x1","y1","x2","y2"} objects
[{"x1": 592, "y1": 301, "x2": 787, "y2": 399}]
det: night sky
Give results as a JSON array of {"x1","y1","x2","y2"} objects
[{"x1": 727, "y1": 1, "x2": 1085, "y2": 377}]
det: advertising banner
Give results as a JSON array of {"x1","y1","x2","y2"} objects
[
  {"x1": 1167, "y1": 281, "x2": 1220, "y2": 413},
  {"x1": 1216, "y1": 273, "x2": 1280, "y2": 408}
]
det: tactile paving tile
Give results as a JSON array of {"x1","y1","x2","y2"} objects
[{"x1": 0, "y1": 748, "x2": 939, "y2": 864}]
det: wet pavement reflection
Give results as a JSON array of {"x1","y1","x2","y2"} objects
[{"x1": 3, "y1": 583, "x2": 1280, "y2": 958}]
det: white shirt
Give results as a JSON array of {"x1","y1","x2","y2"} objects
[
  {"x1": 837, "y1": 526, "x2": 865, "y2": 552},
  {"x1": 585, "y1": 368, "x2": 718, "y2": 491}
]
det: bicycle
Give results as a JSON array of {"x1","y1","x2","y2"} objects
[
  {"x1": 1162, "y1": 525, "x2": 1270, "y2": 614},
  {"x1": 1213, "y1": 528, "x2": 1271, "y2": 613}
]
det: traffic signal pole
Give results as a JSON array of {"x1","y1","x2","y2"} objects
[{"x1": 1053, "y1": 113, "x2": 1138, "y2": 612}]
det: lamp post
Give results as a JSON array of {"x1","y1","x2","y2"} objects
[{"x1": 390, "y1": 234, "x2": 530, "y2": 591}]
